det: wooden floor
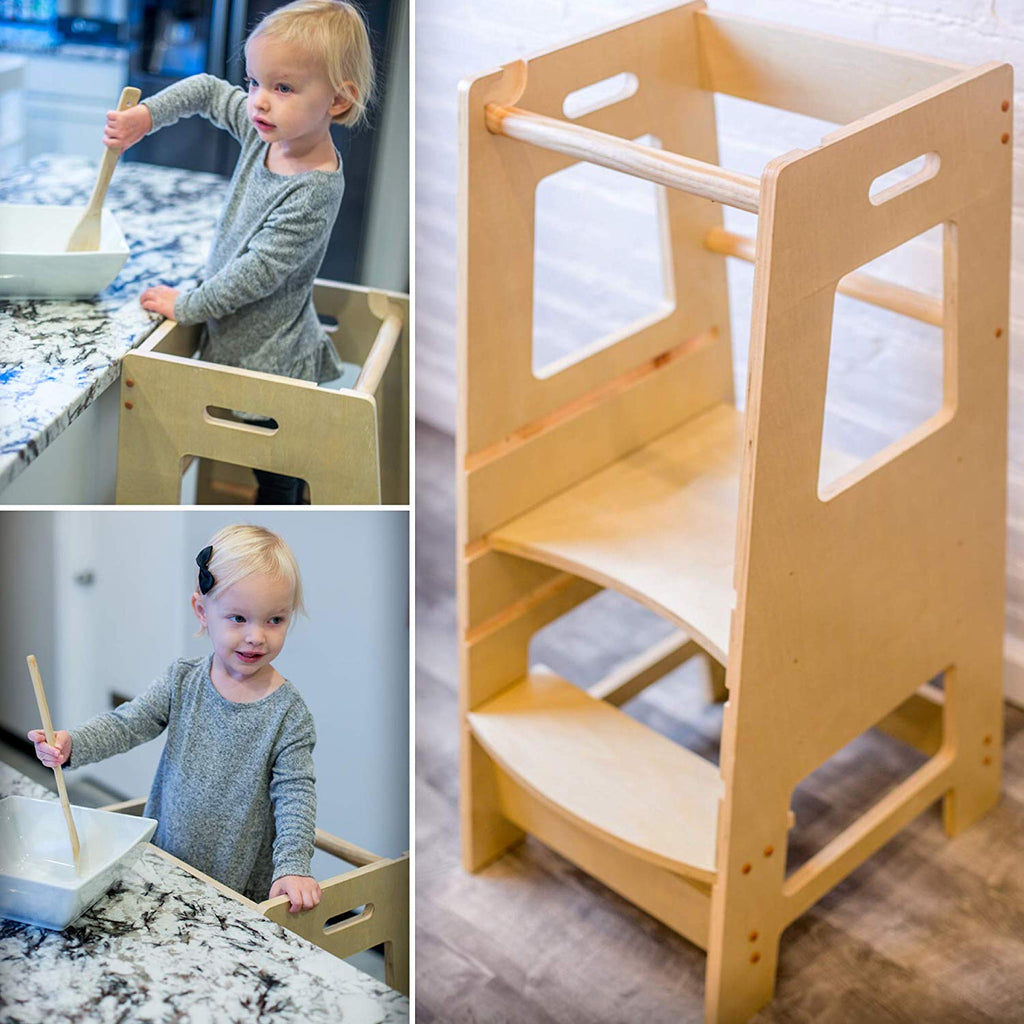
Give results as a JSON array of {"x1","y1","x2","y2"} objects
[{"x1": 415, "y1": 421, "x2": 1024, "y2": 1024}]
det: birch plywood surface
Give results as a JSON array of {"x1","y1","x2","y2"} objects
[
  {"x1": 489, "y1": 403, "x2": 860, "y2": 664},
  {"x1": 458, "y1": 0, "x2": 734, "y2": 456},
  {"x1": 456, "y1": 8, "x2": 1012, "y2": 1019},
  {"x1": 418, "y1": 422, "x2": 1024, "y2": 1024},
  {"x1": 468, "y1": 669, "x2": 722, "y2": 881}
]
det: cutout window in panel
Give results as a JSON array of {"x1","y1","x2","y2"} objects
[
  {"x1": 179, "y1": 456, "x2": 309, "y2": 504},
  {"x1": 869, "y1": 152, "x2": 940, "y2": 206},
  {"x1": 532, "y1": 134, "x2": 674, "y2": 378},
  {"x1": 818, "y1": 222, "x2": 952, "y2": 499},
  {"x1": 562, "y1": 72, "x2": 639, "y2": 119}
]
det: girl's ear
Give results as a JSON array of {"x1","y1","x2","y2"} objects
[
  {"x1": 329, "y1": 82, "x2": 356, "y2": 119},
  {"x1": 191, "y1": 591, "x2": 207, "y2": 627}
]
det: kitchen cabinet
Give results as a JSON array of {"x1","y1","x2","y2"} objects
[
  {"x1": 0, "y1": 54, "x2": 26, "y2": 173},
  {"x1": 23, "y1": 49, "x2": 128, "y2": 159}
]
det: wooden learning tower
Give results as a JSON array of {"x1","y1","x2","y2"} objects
[
  {"x1": 115, "y1": 281, "x2": 409, "y2": 505},
  {"x1": 456, "y1": 5, "x2": 1011, "y2": 1021}
]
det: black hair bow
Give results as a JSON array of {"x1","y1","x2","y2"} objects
[{"x1": 196, "y1": 546, "x2": 215, "y2": 594}]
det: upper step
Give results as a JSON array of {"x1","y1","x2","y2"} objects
[{"x1": 489, "y1": 402, "x2": 861, "y2": 663}]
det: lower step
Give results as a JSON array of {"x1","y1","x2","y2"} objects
[{"x1": 467, "y1": 669, "x2": 722, "y2": 884}]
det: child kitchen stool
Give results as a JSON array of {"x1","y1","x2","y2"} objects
[
  {"x1": 102, "y1": 797, "x2": 410, "y2": 995},
  {"x1": 115, "y1": 280, "x2": 409, "y2": 505},
  {"x1": 457, "y1": 4, "x2": 1010, "y2": 1021}
]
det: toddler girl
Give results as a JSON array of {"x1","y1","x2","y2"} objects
[
  {"x1": 105, "y1": 0, "x2": 374, "y2": 504},
  {"x1": 29, "y1": 524, "x2": 321, "y2": 912}
]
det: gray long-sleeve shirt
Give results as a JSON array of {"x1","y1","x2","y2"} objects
[
  {"x1": 68, "y1": 656, "x2": 317, "y2": 903},
  {"x1": 142, "y1": 74, "x2": 345, "y2": 382}
]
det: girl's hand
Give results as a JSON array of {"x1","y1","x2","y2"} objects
[
  {"x1": 269, "y1": 875, "x2": 322, "y2": 914},
  {"x1": 27, "y1": 729, "x2": 71, "y2": 768},
  {"x1": 103, "y1": 103, "x2": 152, "y2": 151},
  {"x1": 140, "y1": 286, "x2": 179, "y2": 319}
]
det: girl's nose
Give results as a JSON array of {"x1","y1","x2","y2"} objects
[{"x1": 245, "y1": 624, "x2": 265, "y2": 646}]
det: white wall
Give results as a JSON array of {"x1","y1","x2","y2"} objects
[
  {"x1": 0, "y1": 510, "x2": 410, "y2": 872},
  {"x1": 0, "y1": 513, "x2": 55, "y2": 736}
]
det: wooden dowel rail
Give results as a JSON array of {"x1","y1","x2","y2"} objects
[
  {"x1": 314, "y1": 827, "x2": 382, "y2": 868},
  {"x1": 705, "y1": 227, "x2": 944, "y2": 327},
  {"x1": 101, "y1": 798, "x2": 382, "y2": 868},
  {"x1": 485, "y1": 104, "x2": 762, "y2": 214},
  {"x1": 354, "y1": 312, "x2": 403, "y2": 395}
]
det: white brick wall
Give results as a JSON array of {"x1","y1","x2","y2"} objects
[{"x1": 415, "y1": 0, "x2": 1024, "y2": 699}]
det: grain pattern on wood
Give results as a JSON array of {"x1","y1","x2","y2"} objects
[
  {"x1": 489, "y1": 403, "x2": 860, "y2": 664},
  {"x1": 468, "y1": 669, "x2": 722, "y2": 881},
  {"x1": 695, "y1": 8, "x2": 966, "y2": 123},
  {"x1": 262, "y1": 855, "x2": 410, "y2": 996},
  {"x1": 455, "y1": 6, "x2": 1011, "y2": 1022},
  {"x1": 419, "y1": 421, "x2": 1024, "y2": 1024},
  {"x1": 116, "y1": 281, "x2": 409, "y2": 505}
]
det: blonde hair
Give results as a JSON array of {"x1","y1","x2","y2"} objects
[
  {"x1": 247, "y1": 0, "x2": 374, "y2": 128},
  {"x1": 196, "y1": 524, "x2": 305, "y2": 622}
]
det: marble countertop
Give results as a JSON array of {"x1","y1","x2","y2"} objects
[
  {"x1": 0, "y1": 763, "x2": 409, "y2": 1023},
  {"x1": 0, "y1": 154, "x2": 226, "y2": 491}
]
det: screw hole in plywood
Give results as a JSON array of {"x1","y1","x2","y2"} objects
[
  {"x1": 562, "y1": 72, "x2": 639, "y2": 119},
  {"x1": 531, "y1": 135, "x2": 674, "y2": 378},
  {"x1": 868, "y1": 153, "x2": 940, "y2": 206}
]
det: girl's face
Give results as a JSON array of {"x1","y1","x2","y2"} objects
[
  {"x1": 192, "y1": 572, "x2": 295, "y2": 687},
  {"x1": 244, "y1": 35, "x2": 352, "y2": 148}
]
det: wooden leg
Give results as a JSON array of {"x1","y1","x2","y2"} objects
[
  {"x1": 705, "y1": 813, "x2": 788, "y2": 1024},
  {"x1": 941, "y1": 661, "x2": 1003, "y2": 836},
  {"x1": 706, "y1": 721, "x2": 791, "y2": 1024},
  {"x1": 704, "y1": 915, "x2": 781, "y2": 1024},
  {"x1": 460, "y1": 729, "x2": 524, "y2": 871},
  {"x1": 384, "y1": 937, "x2": 409, "y2": 996},
  {"x1": 115, "y1": 429, "x2": 184, "y2": 503},
  {"x1": 706, "y1": 655, "x2": 728, "y2": 703}
]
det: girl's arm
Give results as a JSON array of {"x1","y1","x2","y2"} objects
[
  {"x1": 172, "y1": 192, "x2": 331, "y2": 324},
  {"x1": 61, "y1": 666, "x2": 175, "y2": 769},
  {"x1": 268, "y1": 707, "x2": 318, "y2": 905},
  {"x1": 107, "y1": 74, "x2": 250, "y2": 149}
]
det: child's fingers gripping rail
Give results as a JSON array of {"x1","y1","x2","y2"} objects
[
  {"x1": 269, "y1": 874, "x2": 322, "y2": 914},
  {"x1": 27, "y1": 728, "x2": 72, "y2": 769},
  {"x1": 103, "y1": 103, "x2": 153, "y2": 152}
]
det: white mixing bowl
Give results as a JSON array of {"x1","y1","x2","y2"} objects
[
  {"x1": 0, "y1": 204, "x2": 130, "y2": 299},
  {"x1": 0, "y1": 795, "x2": 157, "y2": 929}
]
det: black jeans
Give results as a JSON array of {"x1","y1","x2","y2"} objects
[
  {"x1": 246, "y1": 415, "x2": 304, "y2": 504},
  {"x1": 253, "y1": 468, "x2": 305, "y2": 504}
]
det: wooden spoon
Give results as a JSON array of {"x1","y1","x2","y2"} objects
[
  {"x1": 27, "y1": 655, "x2": 81, "y2": 873},
  {"x1": 65, "y1": 86, "x2": 142, "y2": 253}
]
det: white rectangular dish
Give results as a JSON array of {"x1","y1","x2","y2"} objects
[
  {"x1": 0, "y1": 204, "x2": 130, "y2": 299},
  {"x1": 0, "y1": 795, "x2": 157, "y2": 929}
]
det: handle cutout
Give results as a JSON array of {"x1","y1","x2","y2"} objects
[
  {"x1": 204, "y1": 406, "x2": 279, "y2": 433},
  {"x1": 563, "y1": 72, "x2": 638, "y2": 119},
  {"x1": 324, "y1": 902, "x2": 374, "y2": 936},
  {"x1": 868, "y1": 153, "x2": 939, "y2": 206}
]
